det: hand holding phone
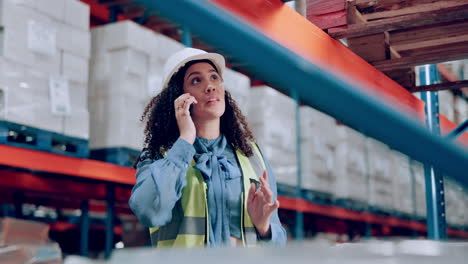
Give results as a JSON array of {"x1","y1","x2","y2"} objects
[{"x1": 174, "y1": 93, "x2": 197, "y2": 144}]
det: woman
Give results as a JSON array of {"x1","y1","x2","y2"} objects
[{"x1": 129, "y1": 48, "x2": 286, "y2": 247}]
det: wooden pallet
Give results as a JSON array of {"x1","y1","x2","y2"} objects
[
  {"x1": 0, "y1": 121, "x2": 89, "y2": 158},
  {"x1": 90, "y1": 147, "x2": 141, "y2": 168},
  {"x1": 334, "y1": 198, "x2": 369, "y2": 212},
  {"x1": 302, "y1": 189, "x2": 334, "y2": 206},
  {"x1": 307, "y1": 0, "x2": 468, "y2": 93}
]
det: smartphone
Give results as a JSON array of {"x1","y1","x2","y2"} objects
[{"x1": 189, "y1": 104, "x2": 194, "y2": 115}]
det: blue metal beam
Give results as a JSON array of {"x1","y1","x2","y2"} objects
[
  {"x1": 133, "y1": 0, "x2": 468, "y2": 186},
  {"x1": 446, "y1": 120, "x2": 468, "y2": 140}
]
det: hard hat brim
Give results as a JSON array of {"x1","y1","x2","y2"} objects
[{"x1": 161, "y1": 52, "x2": 226, "y2": 91}]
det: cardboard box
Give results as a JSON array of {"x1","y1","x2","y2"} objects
[
  {"x1": 248, "y1": 86, "x2": 295, "y2": 121},
  {"x1": 259, "y1": 144, "x2": 297, "y2": 186},
  {"x1": 154, "y1": 33, "x2": 184, "y2": 61},
  {"x1": 0, "y1": 218, "x2": 50, "y2": 246},
  {"x1": 301, "y1": 139, "x2": 336, "y2": 194},
  {"x1": 6, "y1": 96, "x2": 63, "y2": 133},
  {"x1": 109, "y1": 47, "x2": 148, "y2": 77},
  {"x1": 63, "y1": 108, "x2": 89, "y2": 139},
  {"x1": 0, "y1": 246, "x2": 33, "y2": 264},
  {"x1": 391, "y1": 151, "x2": 414, "y2": 215},
  {"x1": 0, "y1": 2, "x2": 60, "y2": 74},
  {"x1": 0, "y1": 63, "x2": 62, "y2": 133},
  {"x1": 69, "y1": 80, "x2": 88, "y2": 110},
  {"x1": 366, "y1": 138, "x2": 392, "y2": 182},
  {"x1": 411, "y1": 161, "x2": 427, "y2": 218},
  {"x1": 89, "y1": 95, "x2": 145, "y2": 149},
  {"x1": 89, "y1": 67, "x2": 147, "y2": 99},
  {"x1": 34, "y1": 0, "x2": 65, "y2": 22},
  {"x1": 61, "y1": 51, "x2": 89, "y2": 84},
  {"x1": 57, "y1": 23, "x2": 90, "y2": 58},
  {"x1": 438, "y1": 90, "x2": 455, "y2": 122},
  {"x1": 333, "y1": 128, "x2": 368, "y2": 202},
  {"x1": 454, "y1": 96, "x2": 467, "y2": 125},
  {"x1": 91, "y1": 21, "x2": 158, "y2": 56},
  {"x1": 64, "y1": 0, "x2": 90, "y2": 31},
  {"x1": 223, "y1": 68, "x2": 250, "y2": 114},
  {"x1": 251, "y1": 118, "x2": 296, "y2": 150}
]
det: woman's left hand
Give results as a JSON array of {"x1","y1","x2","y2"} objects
[{"x1": 247, "y1": 170, "x2": 280, "y2": 237}]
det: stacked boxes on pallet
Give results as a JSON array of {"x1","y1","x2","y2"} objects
[
  {"x1": 334, "y1": 127, "x2": 368, "y2": 208},
  {"x1": 59, "y1": 0, "x2": 90, "y2": 140},
  {"x1": 438, "y1": 90, "x2": 455, "y2": 122},
  {"x1": 0, "y1": 218, "x2": 62, "y2": 263},
  {"x1": 223, "y1": 68, "x2": 251, "y2": 115},
  {"x1": 390, "y1": 151, "x2": 414, "y2": 216},
  {"x1": 89, "y1": 21, "x2": 184, "y2": 166},
  {"x1": 0, "y1": 0, "x2": 90, "y2": 137},
  {"x1": 248, "y1": 86, "x2": 297, "y2": 189},
  {"x1": 410, "y1": 161, "x2": 427, "y2": 219},
  {"x1": 245, "y1": 87, "x2": 468, "y2": 226},
  {"x1": 300, "y1": 106, "x2": 338, "y2": 199},
  {"x1": 366, "y1": 138, "x2": 394, "y2": 212},
  {"x1": 445, "y1": 179, "x2": 467, "y2": 227},
  {"x1": 90, "y1": 21, "x2": 251, "y2": 166},
  {"x1": 462, "y1": 187, "x2": 468, "y2": 226},
  {"x1": 454, "y1": 96, "x2": 467, "y2": 125},
  {"x1": 0, "y1": 0, "x2": 90, "y2": 157}
]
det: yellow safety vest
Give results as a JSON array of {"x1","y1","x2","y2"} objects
[{"x1": 149, "y1": 143, "x2": 266, "y2": 248}]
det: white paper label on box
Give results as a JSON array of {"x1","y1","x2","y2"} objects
[
  {"x1": 49, "y1": 75, "x2": 71, "y2": 116},
  {"x1": 28, "y1": 20, "x2": 57, "y2": 56}
]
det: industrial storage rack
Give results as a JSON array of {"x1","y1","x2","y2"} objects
[{"x1": 1, "y1": 0, "x2": 467, "y2": 259}]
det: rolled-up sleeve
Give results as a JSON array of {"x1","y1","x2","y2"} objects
[{"x1": 128, "y1": 138, "x2": 195, "y2": 227}]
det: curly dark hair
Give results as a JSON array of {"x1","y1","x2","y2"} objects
[{"x1": 137, "y1": 59, "x2": 255, "y2": 164}]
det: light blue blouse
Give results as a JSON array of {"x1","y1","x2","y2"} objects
[{"x1": 129, "y1": 136, "x2": 287, "y2": 247}]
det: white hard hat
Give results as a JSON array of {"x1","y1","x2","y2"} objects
[{"x1": 161, "y1": 47, "x2": 226, "y2": 90}]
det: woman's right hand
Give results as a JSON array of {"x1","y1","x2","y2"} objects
[{"x1": 175, "y1": 93, "x2": 198, "y2": 144}]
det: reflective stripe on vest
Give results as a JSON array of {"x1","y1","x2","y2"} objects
[
  {"x1": 237, "y1": 144, "x2": 266, "y2": 247},
  {"x1": 149, "y1": 143, "x2": 265, "y2": 248}
]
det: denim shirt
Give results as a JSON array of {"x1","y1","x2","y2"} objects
[{"x1": 129, "y1": 136, "x2": 287, "y2": 247}]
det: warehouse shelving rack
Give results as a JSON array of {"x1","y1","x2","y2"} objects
[
  {"x1": 132, "y1": 0, "x2": 468, "y2": 235},
  {"x1": 1, "y1": 0, "x2": 468, "y2": 259}
]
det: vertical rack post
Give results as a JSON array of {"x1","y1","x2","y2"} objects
[
  {"x1": 292, "y1": 91, "x2": 304, "y2": 240},
  {"x1": 1, "y1": 203, "x2": 10, "y2": 217},
  {"x1": 80, "y1": 200, "x2": 90, "y2": 257},
  {"x1": 105, "y1": 183, "x2": 115, "y2": 259},
  {"x1": 419, "y1": 64, "x2": 447, "y2": 240},
  {"x1": 182, "y1": 25, "x2": 192, "y2": 47},
  {"x1": 109, "y1": 6, "x2": 119, "y2": 23},
  {"x1": 13, "y1": 192, "x2": 23, "y2": 218}
]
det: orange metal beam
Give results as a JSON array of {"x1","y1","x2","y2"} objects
[
  {"x1": 209, "y1": 0, "x2": 425, "y2": 119},
  {"x1": 0, "y1": 145, "x2": 136, "y2": 185},
  {"x1": 278, "y1": 196, "x2": 468, "y2": 238},
  {"x1": 0, "y1": 170, "x2": 133, "y2": 202},
  {"x1": 50, "y1": 221, "x2": 123, "y2": 235},
  {"x1": 208, "y1": 0, "x2": 468, "y2": 146},
  {"x1": 2, "y1": 168, "x2": 465, "y2": 237},
  {"x1": 80, "y1": 0, "x2": 128, "y2": 26}
]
